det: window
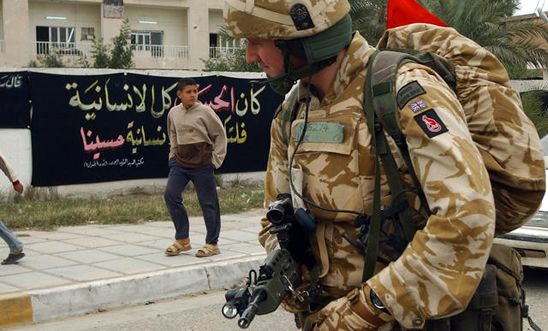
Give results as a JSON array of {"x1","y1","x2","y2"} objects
[
  {"x1": 131, "y1": 31, "x2": 163, "y2": 57},
  {"x1": 36, "y1": 26, "x2": 76, "y2": 54},
  {"x1": 81, "y1": 27, "x2": 95, "y2": 41},
  {"x1": 131, "y1": 31, "x2": 151, "y2": 51}
]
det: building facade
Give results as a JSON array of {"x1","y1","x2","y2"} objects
[{"x1": 0, "y1": 0, "x2": 239, "y2": 70}]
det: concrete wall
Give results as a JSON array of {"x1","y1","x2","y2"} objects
[
  {"x1": 124, "y1": 5, "x2": 187, "y2": 46},
  {"x1": 0, "y1": 129, "x2": 32, "y2": 198},
  {"x1": 0, "y1": 0, "x2": 4, "y2": 41},
  {"x1": 2, "y1": 0, "x2": 31, "y2": 66},
  {"x1": 208, "y1": 9, "x2": 223, "y2": 33},
  {"x1": 2, "y1": 0, "x2": 227, "y2": 70}
]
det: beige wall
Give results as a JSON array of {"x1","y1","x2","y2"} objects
[
  {"x1": 208, "y1": 9, "x2": 223, "y2": 33},
  {"x1": 3, "y1": 0, "x2": 31, "y2": 66},
  {"x1": 1, "y1": 0, "x2": 228, "y2": 69},
  {"x1": 29, "y1": 2, "x2": 101, "y2": 44},
  {"x1": 124, "y1": 5, "x2": 186, "y2": 46},
  {"x1": 0, "y1": 0, "x2": 3, "y2": 41}
]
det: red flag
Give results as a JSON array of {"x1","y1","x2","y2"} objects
[{"x1": 386, "y1": 0, "x2": 447, "y2": 29}]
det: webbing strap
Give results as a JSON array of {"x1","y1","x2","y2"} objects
[
  {"x1": 361, "y1": 51, "x2": 383, "y2": 281},
  {"x1": 368, "y1": 51, "x2": 420, "y2": 241},
  {"x1": 370, "y1": 51, "x2": 432, "y2": 220},
  {"x1": 361, "y1": 50, "x2": 436, "y2": 281}
]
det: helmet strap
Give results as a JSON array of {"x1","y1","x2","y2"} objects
[{"x1": 267, "y1": 41, "x2": 336, "y2": 95}]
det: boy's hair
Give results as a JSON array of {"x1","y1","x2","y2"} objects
[{"x1": 177, "y1": 78, "x2": 197, "y2": 91}]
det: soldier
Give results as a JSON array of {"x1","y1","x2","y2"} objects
[{"x1": 224, "y1": 0, "x2": 503, "y2": 330}]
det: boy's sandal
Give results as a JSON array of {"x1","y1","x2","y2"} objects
[
  {"x1": 195, "y1": 244, "x2": 220, "y2": 258},
  {"x1": 165, "y1": 241, "x2": 191, "y2": 256},
  {"x1": 1, "y1": 252, "x2": 25, "y2": 265}
]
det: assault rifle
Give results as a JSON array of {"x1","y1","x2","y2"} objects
[{"x1": 222, "y1": 194, "x2": 316, "y2": 329}]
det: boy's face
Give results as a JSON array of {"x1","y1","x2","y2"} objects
[{"x1": 177, "y1": 84, "x2": 198, "y2": 109}]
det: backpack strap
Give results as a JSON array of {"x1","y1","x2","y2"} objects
[{"x1": 361, "y1": 49, "x2": 452, "y2": 280}]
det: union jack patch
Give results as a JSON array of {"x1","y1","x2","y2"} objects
[{"x1": 409, "y1": 99, "x2": 428, "y2": 113}]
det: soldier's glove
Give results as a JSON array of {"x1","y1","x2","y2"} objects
[{"x1": 303, "y1": 284, "x2": 393, "y2": 331}]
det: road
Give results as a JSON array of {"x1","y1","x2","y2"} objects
[{"x1": 7, "y1": 268, "x2": 548, "y2": 331}]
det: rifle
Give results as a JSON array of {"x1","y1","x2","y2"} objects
[{"x1": 222, "y1": 193, "x2": 316, "y2": 329}]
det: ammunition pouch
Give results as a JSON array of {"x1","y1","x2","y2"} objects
[{"x1": 421, "y1": 244, "x2": 528, "y2": 331}]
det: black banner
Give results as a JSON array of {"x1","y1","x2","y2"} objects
[
  {"x1": 30, "y1": 72, "x2": 282, "y2": 186},
  {"x1": 0, "y1": 72, "x2": 31, "y2": 128}
]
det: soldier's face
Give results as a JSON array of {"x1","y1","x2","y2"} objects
[{"x1": 246, "y1": 38, "x2": 284, "y2": 78}]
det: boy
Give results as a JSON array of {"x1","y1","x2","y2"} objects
[{"x1": 164, "y1": 78, "x2": 227, "y2": 257}]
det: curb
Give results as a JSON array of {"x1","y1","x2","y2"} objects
[{"x1": 0, "y1": 255, "x2": 265, "y2": 328}]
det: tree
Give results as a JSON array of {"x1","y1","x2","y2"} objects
[
  {"x1": 91, "y1": 37, "x2": 111, "y2": 68},
  {"x1": 348, "y1": 0, "x2": 548, "y2": 70},
  {"x1": 203, "y1": 46, "x2": 261, "y2": 72},
  {"x1": 202, "y1": 27, "x2": 260, "y2": 72},
  {"x1": 110, "y1": 18, "x2": 134, "y2": 69},
  {"x1": 348, "y1": 0, "x2": 387, "y2": 45},
  {"x1": 420, "y1": 0, "x2": 547, "y2": 69},
  {"x1": 90, "y1": 18, "x2": 134, "y2": 69}
]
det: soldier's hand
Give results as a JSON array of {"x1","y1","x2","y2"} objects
[
  {"x1": 303, "y1": 285, "x2": 392, "y2": 331},
  {"x1": 281, "y1": 265, "x2": 311, "y2": 313}
]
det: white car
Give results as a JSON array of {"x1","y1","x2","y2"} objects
[{"x1": 494, "y1": 167, "x2": 548, "y2": 268}]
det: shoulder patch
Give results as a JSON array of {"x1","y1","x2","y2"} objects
[
  {"x1": 408, "y1": 99, "x2": 428, "y2": 113},
  {"x1": 397, "y1": 81, "x2": 426, "y2": 109},
  {"x1": 414, "y1": 109, "x2": 448, "y2": 138}
]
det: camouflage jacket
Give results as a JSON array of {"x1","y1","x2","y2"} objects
[{"x1": 259, "y1": 31, "x2": 496, "y2": 329}]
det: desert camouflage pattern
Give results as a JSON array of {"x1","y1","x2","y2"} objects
[
  {"x1": 304, "y1": 285, "x2": 392, "y2": 331},
  {"x1": 260, "y1": 31, "x2": 497, "y2": 329},
  {"x1": 223, "y1": 0, "x2": 350, "y2": 39},
  {"x1": 377, "y1": 23, "x2": 546, "y2": 234}
]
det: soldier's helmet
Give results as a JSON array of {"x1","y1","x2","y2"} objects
[
  {"x1": 224, "y1": 0, "x2": 353, "y2": 94},
  {"x1": 224, "y1": 0, "x2": 350, "y2": 40}
]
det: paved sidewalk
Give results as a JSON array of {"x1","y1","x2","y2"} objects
[{"x1": 0, "y1": 209, "x2": 267, "y2": 329}]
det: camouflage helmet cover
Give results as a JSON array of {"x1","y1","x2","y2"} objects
[{"x1": 224, "y1": 0, "x2": 351, "y2": 40}]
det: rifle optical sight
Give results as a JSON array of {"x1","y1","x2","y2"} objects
[{"x1": 266, "y1": 193, "x2": 293, "y2": 225}]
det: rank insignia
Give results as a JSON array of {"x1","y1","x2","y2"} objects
[
  {"x1": 414, "y1": 109, "x2": 448, "y2": 138},
  {"x1": 397, "y1": 81, "x2": 426, "y2": 109},
  {"x1": 409, "y1": 99, "x2": 428, "y2": 113}
]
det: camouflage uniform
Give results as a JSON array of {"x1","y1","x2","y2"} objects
[
  {"x1": 224, "y1": 1, "x2": 544, "y2": 330},
  {"x1": 259, "y1": 30, "x2": 495, "y2": 329}
]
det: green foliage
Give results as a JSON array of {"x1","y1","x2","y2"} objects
[
  {"x1": 348, "y1": 0, "x2": 387, "y2": 44},
  {"x1": 348, "y1": 0, "x2": 547, "y2": 70},
  {"x1": 521, "y1": 91, "x2": 548, "y2": 138},
  {"x1": 38, "y1": 51, "x2": 65, "y2": 68},
  {"x1": 91, "y1": 37, "x2": 111, "y2": 68},
  {"x1": 90, "y1": 19, "x2": 133, "y2": 69},
  {"x1": 202, "y1": 27, "x2": 260, "y2": 72},
  {"x1": 109, "y1": 18, "x2": 134, "y2": 69},
  {"x1": 506, "y1": 67, "x2": 544, "y2": 80},
  {"x1": 203, "y1": 46, "x2": 261, "y2": 72}
]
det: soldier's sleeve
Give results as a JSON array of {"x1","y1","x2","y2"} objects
[
  {"x1": 366, "y1": 63, "x2": 496, "y2": 329},
  {"x1": 259, "y1": 103, "x2": 293, "y2": 252}
]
